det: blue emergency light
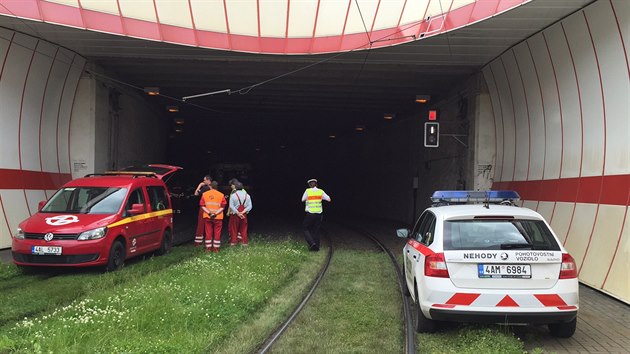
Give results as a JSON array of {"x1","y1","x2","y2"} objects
[{"x1": 431, "y1": 190, "x2": 520, "y2": 205}]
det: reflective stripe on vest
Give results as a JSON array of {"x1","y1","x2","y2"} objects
[
  {"x1": 306, "y1": 189, "x2": 323, "y2": 213},
  {"x1": 202, "y1": 189, "x2": 225, "y2": 219}
]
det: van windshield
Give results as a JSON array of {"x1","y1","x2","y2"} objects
[
  {"x1": 443, "y1": 219, "x2": 560, "y2": 251},
  {"x1": 42, "y1": 187, "x2": 127, "y2": 214}
]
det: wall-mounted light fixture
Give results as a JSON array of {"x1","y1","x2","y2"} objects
[
  {"x1": 174, "y1": 118, "x2": 185, "y2": 125},
  {"x1": 355, "y1": 125, "x2": 366, "y2": 132},
  {"x1": 174, "y1": 127, "x2": 184, "y2": 133},
  {"x1": 166, "y1": 106, "x2": 179, "y2": 112},
  {"x1": 144, "y1": 87, "x2": 160, "y2": 96},
  {"x1": 384, "y1": 113, "x2": 395, "y2": 120},
  {"x1": 328, "y1": 134, "x2": 336, "y2": 139},
  {"x1": 415, "y1": 94, "x2": 430, "y2": 103}
]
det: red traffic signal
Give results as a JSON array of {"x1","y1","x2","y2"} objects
[{"x1": 428, "y1": 109, "x2": 437, "y2": 121}]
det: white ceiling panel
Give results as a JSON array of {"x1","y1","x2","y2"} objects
[
  {"x1": 225, "y1": 0, "x2": 258, "y2": 36},
  {"x1": 155, "y1": 0, "x2": 193, "y2": 28},
  {"x1": 287, "y1": 0, "x2": 318, "y2": 37},
  {"x1": 119, "y1": 0, "x2": 156, "y2": 22},
  {"x1": 80, "y1": 0, "x2": 119, "y2": 15},
  {"x1": 260, "y1": 0, "x2": 288, "y2": 37},
  {"x1": 190, "y1": 0, "x2": 227, "y2": 32}
]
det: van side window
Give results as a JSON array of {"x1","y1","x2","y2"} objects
[
  {"x1": 147, "y1": 186, "x2": 168, "y2": 211},
  {"x1": 420, "y1": 213, "x2": 436, "y2": 245},
  {"x1": 411, "y1": 212, "x2": 429, "y2": 242},
  {"x1": 124, "y1": 188, "x2": 146, "y2": 217}
]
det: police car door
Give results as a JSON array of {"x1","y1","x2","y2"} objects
[{"x1": 404, "y1": 212, "x2": 431, "y2": 295}]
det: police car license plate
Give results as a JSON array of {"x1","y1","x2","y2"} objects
[
  {"x1": 478, "y1": 264, "x2": 531, "y2": 278},
  {"x1": 32, "y1": 246, "x2": 62, "y2": 255}
]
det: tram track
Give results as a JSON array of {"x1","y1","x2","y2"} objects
[{"x1": 255, "y1": 224, "x2": 415, "y2": 354}]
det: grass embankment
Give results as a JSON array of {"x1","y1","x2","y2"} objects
[
  {"x1": 0, "y1": 236, "x2": 324, "y2": 353},
  {"x1": 269, "y1": 249, "x2": 402, "y2": 353},
  {"x1": 418, "y1": 325, "x2": 529, "y2": 354}
]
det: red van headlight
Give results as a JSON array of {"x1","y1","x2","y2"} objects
[
  {"x1": 77, "y1": 227, "x2": 107, "y2": 241},
  {"x1": 14, "y1": 227, "x2": 25, "y2": 239}
]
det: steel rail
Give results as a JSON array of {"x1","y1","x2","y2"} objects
[
  {"x1": 340, "y1": 224, "x2": 416, "y2": 354},
  {"x1": 255, "y1": 231, "x2": 334, "y2": 354}
]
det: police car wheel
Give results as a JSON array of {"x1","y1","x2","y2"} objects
[
  {"x1": 548, "y1": 318, "x2": 577, "y2": 338},
  {"x1": 106, "y1": 240, "x2": 125, "y2": 272},
  {"x1": 401, "y1": 264, "x2": 411, "y2": 296},
  {"x1": 414, "y1": 286, "x2": 436, "y2": 333},
  {"x1": 156, "y1": 230, "x2": 172, "y2": 256}
]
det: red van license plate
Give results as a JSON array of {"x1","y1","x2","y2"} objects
[{"x1": 32, "y1": 246, "x2": 62, "y2": 255}]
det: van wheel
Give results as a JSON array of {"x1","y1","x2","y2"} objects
[
  {"x1": 414, "y1": 287, "x2": 436, "y2": 333},
  {"x1": 548, "y1": 318, "x2": 577, "y2": 338},
  {"x1": 106, "y1": 240, "x2": 125, "y2": 272},
  {"x1": 156, "y1": 230, "x2": 172, "y2": 256}
]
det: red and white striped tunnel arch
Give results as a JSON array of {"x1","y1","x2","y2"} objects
[
  {"x1": 0, "y1": 0, "x2": 530, "y2": 54},
  {"x1": 483, "y1": 0, "x2": 629, "y2": 303}
]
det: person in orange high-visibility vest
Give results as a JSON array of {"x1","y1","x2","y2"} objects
[
  {"x1": 301, "y1": 178, "x2": 331, "y2": 251},
  {"x1": 200, "y1": 183, "x2": 227, "y2": 252}
]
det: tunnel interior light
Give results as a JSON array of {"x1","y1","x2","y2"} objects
[
  {"x1": 415, "y1": 94, "x2": 430, "y2": 104},
  {"x1": 329, "y1": 134, "x2": 336, "y2": 139},
  {"x1": 174, "y1": 127, "x2": 184, "y2": 133},
  {"x1": 384, "y1": 113, "x2": 395, "y2": 120},
  {"x1": 174, "y1": 118, "x2": 185, "y2": 125},
  {"x1": 144, "y1": 87, "x2": 160, "y2": 96},
  {"x1": 355, "y1": 125, "x2": 365, "y2": 132},
  {"x1": 167, "y1": 106, "x2": 179, "y2": 113}
]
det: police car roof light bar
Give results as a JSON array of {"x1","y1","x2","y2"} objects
[{"x1": 431, "y1": 190, "x2": 520, "y2": 206}]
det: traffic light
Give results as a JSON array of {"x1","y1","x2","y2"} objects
[{"x1": 424, "y1": 122, "x2": 439, "y2": 147}]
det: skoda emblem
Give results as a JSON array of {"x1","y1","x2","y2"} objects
[
  {"x1": 44, "y1": 233, "x2": 54, "y2": 242},
  {"x1": 500, "y1": 252, "x2": 509, "y2": 261}
]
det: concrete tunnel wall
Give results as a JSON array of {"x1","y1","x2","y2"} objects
[
  {"x1": 482, "y1": 0, "x2": 629, "y2": 302},
  {"x1": 0, "y1": 28, "x2": 169, "y2": 249}
]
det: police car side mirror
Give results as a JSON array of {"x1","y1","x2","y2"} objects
[
  {"x1": 396, "y1": 229, "x2": 410, "y2": 238},
  {"x1": 38, "y1": 200, "x2": 47, "y2": 211},
  {"x1": 128, "y1": 203, "x2": 145, "y2": 215}
]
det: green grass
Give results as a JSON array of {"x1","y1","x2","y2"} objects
[
  {"x1": 418, "y1": 324, "x2": 526, "y2": 354},
  {"x1": 0, "y1": 237, "x2": 317, "y2": 353},
  {"x1": 269, "y1": 249, "x2": 402, "y2": 353},
  {"x1": 0, "y1": 245, "x2": 197, "y2": 327}
]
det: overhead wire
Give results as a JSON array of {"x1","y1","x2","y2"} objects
[
  {"x1": 352, "y1": 0, "x2": 373, "y2": 83},
  {"x1": 85, "y1": 69, "x2": 230, "y2": 114},
  {"x1": 0, "y1": 0, "x2": 447, "y2": 113}
]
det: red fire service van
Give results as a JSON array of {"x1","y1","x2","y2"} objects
[{"x1": 12, "y1": 165, "x2": 182, "y2": 271}]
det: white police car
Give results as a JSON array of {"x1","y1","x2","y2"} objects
[{"x1": 397, "y1": 191, "x2": 578, "y2": 337}]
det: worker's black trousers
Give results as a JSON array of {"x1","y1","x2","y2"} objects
[{"x1": 303, "y1": 213, "x2": 323, "y2": 251}]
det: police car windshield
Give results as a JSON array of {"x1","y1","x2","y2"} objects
[
  {"x1": 443, "y1": 219, "x2": 560, "y2": 251},
  {"x1": 42, "y1": 187, "x2": 127, "y2": 214}
]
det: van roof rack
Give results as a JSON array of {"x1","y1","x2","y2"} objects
[
  {"x1": 431, "y1": 190, "x2": 520, "y2": 207},
  {"x1": 84, "y1": 171, "x2": 158, "y2": 178}
]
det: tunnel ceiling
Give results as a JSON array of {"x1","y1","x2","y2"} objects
[{"x1": 0, "y1": 0, "x2": 591, "y2": 161}]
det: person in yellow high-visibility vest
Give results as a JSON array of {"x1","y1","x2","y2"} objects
[{"x1": 301, "y1": 178, "x2": 331, "y2": 251}]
